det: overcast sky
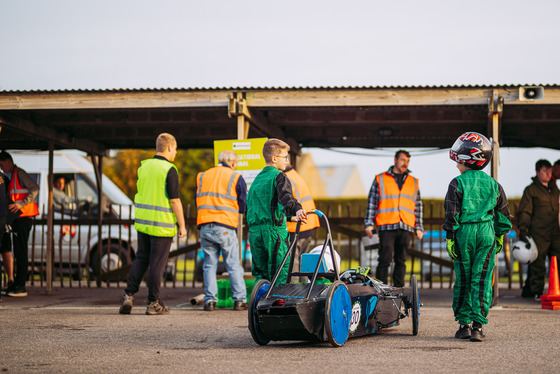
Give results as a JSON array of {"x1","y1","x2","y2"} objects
[{"x1": 1, "y1": 1, "x2": 559, "y2": 197}]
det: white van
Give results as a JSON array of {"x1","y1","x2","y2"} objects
[{"x1": 6, "y1": 150, "x2": 138, "y2": 281}]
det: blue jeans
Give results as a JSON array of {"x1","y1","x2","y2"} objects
[{"x1": 200, "y1": 224, "x2": 246, "y2": 304}]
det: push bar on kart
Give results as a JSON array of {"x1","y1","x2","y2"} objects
[{"x1": 265, "y1": 209, "x2": 340, "y2": 301}]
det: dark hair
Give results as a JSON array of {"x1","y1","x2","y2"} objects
[
  {"x1": 554, "y1": 159, "x2": 560, "y2": 167},
  {"x1": 395, "y1": 149, "x2": 411, "y2": 159},
  {"x1": 0, "y1": 151, "x2": 13, "y2": 162},
  {"x1": 535, "y1": 159, "x2": 552, "y2": 171}
]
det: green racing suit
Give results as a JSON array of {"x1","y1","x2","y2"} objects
[
  {"x1": 247, "y1": 166, "x2": 302, "y2": 284},
  {"x1": 443, "y1": 169, "x2": 512, "y2": 325}
]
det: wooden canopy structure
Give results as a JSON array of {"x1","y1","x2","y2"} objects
[
  {"x1": 1, "y1": 85, "x2": 559, "y2": 156},
  {"x1": 1, "y1": 85, "x2": 558, "y2": 297}
]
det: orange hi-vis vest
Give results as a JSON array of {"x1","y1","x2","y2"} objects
[
  {"x1": 8, "y1": 166, "x2": 39, "y2": 217},
  {"x1": 285, "y1": 168, "x2": 320, "y2": 233},
  {"x1": 196, "y1": 165, "x2": 241, "y2": 228},
  {"x1": 375, "y1": 172, "x2": 418, "y2": 228}
]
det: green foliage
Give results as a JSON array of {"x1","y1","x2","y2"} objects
[{"x1": 103, "y1": 148, "x2": 215, "y2": 212}]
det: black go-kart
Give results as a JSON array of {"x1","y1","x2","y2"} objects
[{"x1": 248, "y1": 210, "x2": 421, "y2": 347}]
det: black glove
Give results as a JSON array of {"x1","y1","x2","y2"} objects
[{"x1": 519, "y1": 230, "x2": 529, "y2": 244}]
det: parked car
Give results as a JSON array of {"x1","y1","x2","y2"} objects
[
  {"x1": 4, "y1": 150, "x2": 172, "y2": 282},
  {"x1": 415, "y1": 230, "x2": 515, "y2": 280}
]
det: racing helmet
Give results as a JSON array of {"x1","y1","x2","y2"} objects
[
  {"x1": 309, "y1": 245, "x2": 341, "y2": 272},
  {"x1": 449, "y1": 132, "x2": 493, "y2": 170},
  {"x1": 512, "y1": 236, "x2": 538, "y2": 264}
]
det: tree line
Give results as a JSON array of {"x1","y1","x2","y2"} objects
[{"x1": 104, "y1": 149, "x2": 215, "y2": 210}]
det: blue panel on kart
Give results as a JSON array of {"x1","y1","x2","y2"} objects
[{"x1": 301, "y1": 253, "x2": 328, "y2": 273}]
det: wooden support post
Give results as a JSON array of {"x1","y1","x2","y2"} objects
[
  {"x1": 46, "y1": 143, "x2": 54, "y2": 294},
  {"x1": 489, "y1": 91, "x2": 503, "y2": 306},
  {"x1": 235, "y1": 92, "x2": 247, "y2": 267}
]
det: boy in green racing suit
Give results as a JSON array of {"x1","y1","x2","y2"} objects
[{"x1": 444, "y1": 132, "x2": 512, "y2": 342}]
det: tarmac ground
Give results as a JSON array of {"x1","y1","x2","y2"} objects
[{"x1": 1, "y1": 284, "x2": 559, "y2": 374}]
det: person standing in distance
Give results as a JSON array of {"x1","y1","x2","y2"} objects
[
  {"x1": 284, "y1": 161, "x2": 320, "y2": 283},
  {"x1": 0, "y1": 151, "x2": 40, "y2": 297},
  {"x1": 196, "y1": 150, "x2": 248, "y2": 311},
  {"x1": 518, "y1": 159, "x2": 560, "y2": 299},
  {"x1": 364, "y1": 150, "x2": 424, "y2": 287},
  {"x1": 0, "y1": 171, "x2": 12, "y2": 300},
  {"x1": 119, "y1": 133, "x2": 187, "y2": 315}
]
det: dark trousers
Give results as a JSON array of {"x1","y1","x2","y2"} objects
[
  {"x1": 376, "y1": 229, "x2": 412, "y2": 287},
  {"x1": 12, "y1": 217, "x2": 32, "y2": 288},
  {"x1": 124, "y1": 232, "x2": 172, "y2": 303}
]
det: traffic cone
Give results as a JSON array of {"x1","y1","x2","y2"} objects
[{"x1": 541, "y1": 256, "x2": 560, "y2": 309}]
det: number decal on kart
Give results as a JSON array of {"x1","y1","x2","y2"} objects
[{"x1": 350, "y1": 301, "x2": 361, "y2": 333}]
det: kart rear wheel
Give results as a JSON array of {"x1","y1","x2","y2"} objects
[
  {"x1": 248, "y1": 279, "x2": 271, "y2": 345},
  {"x1": 324, "y1": 280, "x2": 352, "y2": 347},
  {"x1": 411, "y1": 274, "x2": 420, "y2": 336}
]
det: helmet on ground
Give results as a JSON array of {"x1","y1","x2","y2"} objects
[
  {"x1": 309, "y1": 245, "x2": 341, "y2": 272},
  {"x1": 512, "y1": 236, "x2": 538, "y2": 264},
  {"x1": 449, "y1": 132, "x2": 493, "y2": 170}
]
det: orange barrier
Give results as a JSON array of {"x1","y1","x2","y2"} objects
[{"x1": 541, "y1": 256, "x2": 560, "y2": 309}]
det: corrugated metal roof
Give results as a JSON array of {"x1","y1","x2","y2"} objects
[{"x1": 1, "y1": 83, "x2": 558, "y2": 94}]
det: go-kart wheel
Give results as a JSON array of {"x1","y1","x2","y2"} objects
[
  {"x1": 411, "y1": 274, "x2": 420, "y2": 336},
  {"x1": 324, "y1": 280, "x2": 352, "y2": 347},
  {"x1": 248, "y1": 279, "x2": 271, "y2": 345}
]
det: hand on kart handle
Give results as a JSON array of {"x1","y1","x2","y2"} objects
[{"x1": 290, "y1": 209, "x2": 307, "y2": 224}]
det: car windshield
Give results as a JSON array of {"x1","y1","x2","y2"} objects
[{"x1": 77, "y1": 173, "x2": 133, "y2": 206}]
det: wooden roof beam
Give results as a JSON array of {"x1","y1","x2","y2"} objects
[
  {"x1": 245, "y1": 87, "x2": 560, "y2": 107},
  {"x1": 0, "y1": 114, "x2": 107, "y2": 155},
  {"x1": 228, "y1": 94, "x2": 302, "y2": 154}
]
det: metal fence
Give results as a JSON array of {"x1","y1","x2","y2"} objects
[{"x1": 2, "y1": 200, "x2": 524, "y2": 290}]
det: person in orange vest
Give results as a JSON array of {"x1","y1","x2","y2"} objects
[
  {"x1": 284, "y1": 162, "x2": 320, "y2": 283},
  {"x1": 0, "y1": 151, "x2": 40, "y2": 297},
  {"x1": 196, "y1": 150, "x2": 248, "y2": 311},
  {"x1": 364, "y1": 150, "x2": 423, "y2": 287}
]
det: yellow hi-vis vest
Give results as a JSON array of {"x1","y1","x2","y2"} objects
[
  {"x1": 134, "y1": 158, "x2": 178, "y2": 237},
  {"x1": 285, "y1": 168, "x2": 320, "y2": 233},
  {"x1": 196, "y1": 165, "x2": 241, "y2": 228},
  {"x1": 375, "y1": 172, "x2": 418, "y2": 228}
]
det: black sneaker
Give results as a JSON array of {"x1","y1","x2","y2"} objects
[
  {"x1": 7, "y1": 286, "x2": 27, "y2": 297},
  {"x1": 233, "y1": 301, "x2": 248, "y2": 311},
  {"x1": 119, "y1": 294, "x2": 134, "y2": 314},
  {"x1": 455, "y1": 324, "x2": 471, "y2": 339},
  {"x1": 2, "y1": 281, "x2": 15, "y2": 295},
  {"x1": 204, "y1": 301, "x2": 216, "y2": 311},
  {"x1": 470, "y1": 323, "x2": 485, "y2": 342},
  {"x1": 146, "y1": 300, "x2": 169, "y2": 315}
]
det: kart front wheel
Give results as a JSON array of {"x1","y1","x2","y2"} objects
[
  {"x1": 411, "y1": 274, "x2": 420, "y2": 336},
  {"x1": 324, "y1": 280, "x2": 352, "y2": 347},
  {"x1": 248, "y1": 279, "x2": 271, "y2": 345}
]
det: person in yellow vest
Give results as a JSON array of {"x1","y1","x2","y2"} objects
[
  {"x1": 364, "y1": 150, "x2": 424, "y2": 287},
  {"x1": 285, "y1": 163, "x2": 320, "y2": 283},
  {"x1": 196, "y1": 150, "x2": 248, "y2": 311},
  {"x1": 119, "y1": 133, "x2": 187, "y2": 315},
  {"x1": 0, "y1": 151, "x2": 40, "y2": 297}
]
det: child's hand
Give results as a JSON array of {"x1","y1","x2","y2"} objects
[
  {"x1": 495, "y1": 235, "x2": 504, "y2": 253},
  {"x1": 446, "y1": 239, "x2": 457, "y2": 260},
  {"x1": 294, "y1": 209, "x2": 307, "y2": 224}
]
